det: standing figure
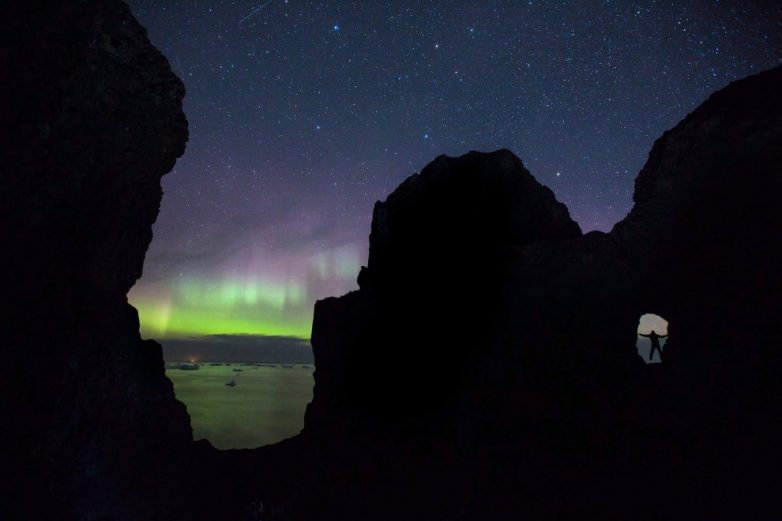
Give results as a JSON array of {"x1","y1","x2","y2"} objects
[{"x1": 639, "y1": 330, "x2": 667, "y2": 362}]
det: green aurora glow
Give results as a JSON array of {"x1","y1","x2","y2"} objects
[{"x1": 129, "y1": 243, "x2": 363, "y2": 340}]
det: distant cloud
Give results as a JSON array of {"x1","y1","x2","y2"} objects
[{"x1": 161, "y1": 334, "x2": 313, "y2": 364}]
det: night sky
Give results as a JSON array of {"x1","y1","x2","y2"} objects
[{"x1": 126, "y1": 1, "x2": 782, "y2": 344}]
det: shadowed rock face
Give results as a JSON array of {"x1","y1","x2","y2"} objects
[{"x1": 0, "y1": 2, "x2": 190, "y2": 519}]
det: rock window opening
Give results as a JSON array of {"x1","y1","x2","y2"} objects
[{"x1": 636, "y1": 313, "x2": 668, "y2": 364}]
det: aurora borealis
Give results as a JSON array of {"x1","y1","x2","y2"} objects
[
  {"x1": 125, "y1": 1, "x2": 782, "y2": 350},
  {"x1": 130, "y1": 241, "x2": 361, "y2": 339}
]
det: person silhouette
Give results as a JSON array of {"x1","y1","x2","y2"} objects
[{"x1": 638, "y1": 330, "x2": 667, "y2": 361}]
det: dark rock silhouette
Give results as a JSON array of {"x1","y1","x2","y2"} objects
[
  {"x1": 305, "y1": 150, "x2": 581, "y2": 434},
  {"x1": 610, "y1": 64, "x2": 782, "y2": 519},
  {"x1": 0, "y1": 2, "x2": 191, "y2": 520},
  {"x1": 295, "y1": 150, "x2": 643, "y2": 520},
  {"x1": 292, "y1": 65, "x2": 782, "y2": 520},
  {"x1": 3, "y1": 1, "x2": 782, "y2": 518}
]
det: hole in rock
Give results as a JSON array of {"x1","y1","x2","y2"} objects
[
  {"x1": 636, "y1": 313, "x2": 669, "y2": 364},
  {"x1": 130, "y1": 284, "x2": 315, "y2": 450}
]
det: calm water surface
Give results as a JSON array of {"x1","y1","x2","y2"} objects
[{"x1": 166, "y1": 364, "x2": 314, "y2": 449}]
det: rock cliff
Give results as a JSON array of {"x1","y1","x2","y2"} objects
[{"x1": 0, "y1": 2, "x2": 191, "y2": 519}]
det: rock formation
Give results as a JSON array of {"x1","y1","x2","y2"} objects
[
  {"x1": 306, "y1": 150, "x2": 581, "y2": 434},
  {"x1": 298, "y1": 65, "x2": 782, "y2": 520},
  {"x1": 0, "y1": 2, "x2": 191, "y2": 519}
]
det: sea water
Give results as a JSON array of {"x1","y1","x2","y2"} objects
[{"x1": 165, "y1": 364, "x2": 314, "y2": 449}]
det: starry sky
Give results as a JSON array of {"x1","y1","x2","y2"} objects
[{"x1": 125, "y1": 1, "x2": 782, "y2": 346}]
